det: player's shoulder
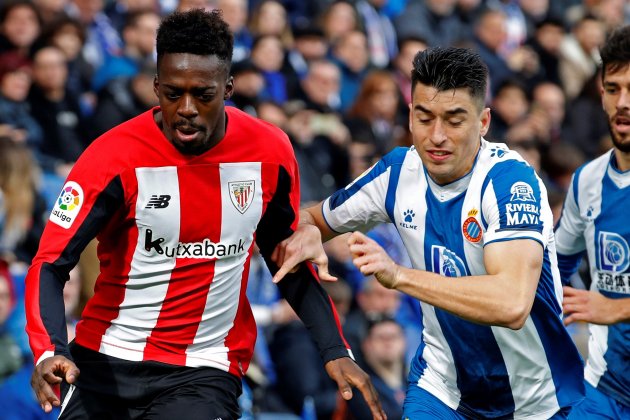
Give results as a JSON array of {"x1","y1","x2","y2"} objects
[
  {"x1": 87, "y1": 109, "x2": 155, "y2": 155},
  {"x1": 574, "y1": 149, "x2": 612, "y2": 184},
  {"x1": 480, "y1": 141, "x2": 535, "y2": 177}
]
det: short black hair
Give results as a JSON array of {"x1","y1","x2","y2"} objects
[
  {"x1": 411, "y1": 47, "x2": 488, "y2": 109},
  {"x1": 156, "y1": 9, "x2": 233, "y2": 69},
  {"x1": 600, "y1": 25, "x2": 630, "y2": 80}
]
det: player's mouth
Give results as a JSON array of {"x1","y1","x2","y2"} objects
[
  {"x1": 426, "y1": 150, "x2": 452, "y2": 161},
  {"x1": 174, "y1": 125, "x2": 203, "y2": 143},
  {"x1": 613, "y1": 115, "x2": 630, "y2": 134}
]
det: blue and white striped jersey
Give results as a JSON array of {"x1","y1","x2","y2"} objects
[
  {"x1": 323, "y1": 139, "x2": 584, "y2": 419},
  {"x1": 555, "y1": 150, "x2": 630, "y2": 407}
]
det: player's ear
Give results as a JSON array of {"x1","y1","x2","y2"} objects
[
  {"x1": 479, "y1": 107, "x2": 491, "y2": 137},
  {"x1": 153, "y1": 75, "x2": 159, "y2": 97},
  {"x1": 224, "y1": 76, "x2": 234, "y2": 100}
]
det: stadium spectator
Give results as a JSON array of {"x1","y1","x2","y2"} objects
[
  {"x1": 0, "y1": 137, "x2": 46, "y2": 267},
  {"x1": 297, "y1": 58, "x2": 341, "y2": 113},
  {"x1": 473, "y1": 7, "x2": 515, "y2": 96},
  {"x1": 24, "y1": 9, "x2": 383, "y2": 419},
  {"x1": 525, "y1": 17, "x2": 565, "y2": 86},
  {"x1": 0, "y1": 262, "x2": 21, "y2": 382},
  {"x1": 531, "y1": 81, "x2": 567, "y2": 145},
  {"x1": 331, "y1": 29, "x2": 372, "y2": 111},
  {"x1": 347, "y1": 316, "x2": 407, "y2": 420},
  {"x1": 273, "y1": 46, "x2": 585, "y2": 419},
  {"x1": 0, "y1": 0, "x2": 42, "y2": 56},
  {"x1": 225, "y1": 59, "x2": 264, "y2": 115},
  {"x1": 104, "y1": 0, "x2": 161, "y2": 34},
  {"x1": 283, "y1": 104, "x2": 350, "y2": 205},
  {"x1": 91, "y1": 8, "x2": 159, "y2": 92},
  {"x1": 286, "y1": 24, "x2": 328, "y2": 80},
  {"x1": 217, "y1": 0, "x2": 251, "y2": 63},
  {"x1": 555, "y1": 25, "x2": 630, "y2": 418},
  {"x1": 564, "y1": 72, "x2": 610, "y2": 160},
  {"x1": 34, "y1": 0, "x2": 72, "y2": 27},
  {"x1": 248, "y1": 0, "x2": 293, "y2": 49},
  {"x1": 344, "y1": 69, "x2": 407, "y2": 155},
  {"x1": 318, "y1": 0, "x2": 361, "y2": 45},
  {"x1": 559, "y1": 15, "x2": 605, "y2": 100},
  {"x1": 175, "y1": 0, "x2": 215, "y2": 12},
  {"x1": 269, "y1": 279, "x2": 354, "y2": 419},
  {"x1": 355, "y1": 0, "x2": 397, "y2": 68},
  {"x1": 392, "y1": 36, "x2": 428, "y2": 106},
  {"x1": 343, "y1": 276, "x2": 401, "y2": 367},
  {"x1": 89, "y1": 60, "x2": 158, "y2": 138},
  {"x1": 486, "y1": 78, "x2": 531, "y2": 143},
  {"x1": 66, "y1": 0, "x2": 123, "y2": 85},
  {"x1": 0, "y1": 51, "x2": 43, "y2": 150},
  {"x1": 39, "y1": 16, "x2": 93, "y2": 112},
  {"x1": 394, "y1": 0, "x2": 463, "y2": 48},
  {"x1": 28, "y1": 45, "x2": 90, "y2": 177},
  {"x1": 249, "y1": 34, "x2": 296, "y2": 104}
]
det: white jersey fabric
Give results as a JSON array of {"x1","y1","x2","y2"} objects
[
  {"x1": 555, "y1": 150, "x2": 630, "y2": 407},
  {"x1": 323, "y1": 139, "x2": 584, "y2": 418}
]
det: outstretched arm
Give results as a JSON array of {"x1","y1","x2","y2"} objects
[
  {"x1": 563, "y1": 287, "x2": 630, "y2": 325},
  {"x1": 258, "y1": 162, "x2": 385, "y2": 419},
  {"x1": 348, "y1": 231, "x2": 542, "y2": 329},
  {"x1": 272, "y1": 203, "x2": 339, "y2": 283}
]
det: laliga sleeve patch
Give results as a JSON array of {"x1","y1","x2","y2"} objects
[{"x1": 50, "y1": 181, "x2": 84, "y2": 229}]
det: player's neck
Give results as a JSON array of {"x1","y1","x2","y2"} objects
[{"x1": 613, "y1": 148, "x2": 630, "y2": 172}]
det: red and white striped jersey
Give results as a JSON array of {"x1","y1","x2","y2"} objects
[{"x1": 25, "y1": 106, "x2": 346, "y2": 377}]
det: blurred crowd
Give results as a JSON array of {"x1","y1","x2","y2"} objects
[{"x1": 0, "y1": 0, "x2": 625, "y2": 418}]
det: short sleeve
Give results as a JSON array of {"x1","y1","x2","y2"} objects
[{"x1": 482, "y1": 160, "x2": 546, "y2": 246}]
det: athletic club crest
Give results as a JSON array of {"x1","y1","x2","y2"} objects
[{"x1": 229, "y1": 180, "x2": 255, "y2": 214}]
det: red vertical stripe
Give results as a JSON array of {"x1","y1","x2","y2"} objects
[
  {"x1": 75, "y1": 172, "x2": 139, "y2": 352},
  {"x1": 223, "y1": 163, "x2": 277, "y2": 375},
  {"x1": 143, "y1": 165, "x2": 222, "y2": 364}
]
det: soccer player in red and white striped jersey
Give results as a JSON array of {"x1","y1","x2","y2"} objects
[{"x1": 25, "y1": 9, "x2": 384, "y2": 420}]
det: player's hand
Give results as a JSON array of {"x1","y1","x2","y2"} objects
[
  {"x1": 324, "y1": 357, "x2": 386, "y2": 420},
  {"x1": 348, "y1": 231, "x2": 400, "y2": 289},
  {"x1": 31, "y1": 355, "x2": 80, "y2": 413},
  {"x1": 563, "y1": 286, "x2": 617, "y2": 325},
  {"x1": 272, "y1": 223, "x2": 337, "y2": 283}
]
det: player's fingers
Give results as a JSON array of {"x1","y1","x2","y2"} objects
[
  {"x1": 270, "y1": 242, "x2": 282, "y2": 264},
  {"x1": 347, "y1": 231, "x2": 366, "y2": 246},
  {"x1": 41, "y1": 370, "x2": 63, "y2": 385},
  {"x1": 64, "y1": 364, "x2": 80, "y2": 384},
  {"x1": 315, "y1": 261, "x2": 338, "y2": 282},
  {"x1": 273, "y1": 261, "x2": 295, "y2": 283},
  {"x1": 361, "y1": 383, "x2": 386, "y2": 420},
  {"x1": 562, "y1": 286, "x2": 578, "y2": 297},
  {"x1": 334, "y1": 375, "x2": 353, "y2": 401},
  {"x1": 33, "y1": 377, "x2": 60, "y2": 412},
  {"x1": 563, "y1": 312, "x2": 587, "y2": 326}
]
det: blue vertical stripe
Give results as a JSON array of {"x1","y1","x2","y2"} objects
[
  {"x1": 529, "y1": 299, "x2": 585, "y2": 408},
  {"x1": 421, "y1": 185, "x2": 515, "y2": 417}
]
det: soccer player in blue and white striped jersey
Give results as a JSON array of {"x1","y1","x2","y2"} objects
[
  {"x1": 273, "y1": 47, "x2": 585, "y2": 419},
  {"x1": 555, "y1": 26, "x2": 630, "y2": 419}
]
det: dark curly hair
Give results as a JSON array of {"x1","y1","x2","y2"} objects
[
  {"x1": 156, "y1": 9, "x2": 233, "y2": 71},
  {"x1": 600, "y1": 25, "x2": 630, "y2": 80},
  {"x1": 411, "y1": 47, "x2": 488, "y2": 110}
]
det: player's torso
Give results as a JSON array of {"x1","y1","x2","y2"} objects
[{"x1": 574, "y1": 157, "x2": 630, "y2": 404}]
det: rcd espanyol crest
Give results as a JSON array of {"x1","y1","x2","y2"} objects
[{"x1": 229, "y1": 180, "x2": 255, "y2": 214}]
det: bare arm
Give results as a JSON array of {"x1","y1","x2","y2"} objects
[
  {"x1": 348, "y1": 232, "x2": 542, "y2": 330},
  {"x1": 272, "y1": 203, "x2": 340, "y2": 283},
  {"x1": 563, "y1": 287, "x2": 630, "y2": 325}
]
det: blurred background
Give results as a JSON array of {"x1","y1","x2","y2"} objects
[{"x1": 0, "y1": 0, "x2": 613, "y2": 418}]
